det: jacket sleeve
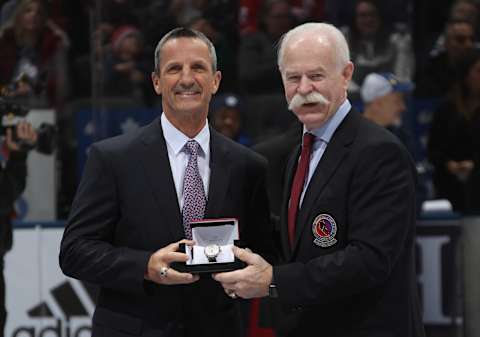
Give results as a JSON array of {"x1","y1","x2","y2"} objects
[
  {"x1": 59, "y1": 144, "x2": 152, "y2": 294},
  {"x1": 0, "y1": 151, "x2": 27, "y2": 216},
  {"x1": 243, "y1": 155, "x2": 279, "y2": 265}
]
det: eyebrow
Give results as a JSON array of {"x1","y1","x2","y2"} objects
[
  {"x1": 285, "y1": 67, "x2": 326, "y2": 76},
  {"x1": 163, "y1": 58, "x2": 210, "y2": 70}
]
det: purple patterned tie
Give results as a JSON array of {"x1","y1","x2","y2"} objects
[{"x1": 182, "y1": 140, "x2": 206, "y2": 239}]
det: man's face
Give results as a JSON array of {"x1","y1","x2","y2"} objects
[
  {"x1": 355, "y1": 1, "x2": 380, "y2": 37},
  {"x1": 280, "y1": 33, "x2": 353, "y2": 130},
  {"x1": 375, "y1": 92, "x2": 406, "y2": 126},
  {"x1": 213, "y1": 107, "x2": 241, "y2": 139},
  {"x1": 152, "y1": 37, "x2": 221, "y2": 121},
  {"x1": 21, "y1": 1, "x2": 42, "y2": 31},
  {"x1": 118, "y1": 35, "x2": 142, "y2": 61},
  {"x1": 265, "y1": 1, "x2": 293, "y2": 39},
  {"x1": 446, "y1": 23, "x2": 474, "y2": 61}
]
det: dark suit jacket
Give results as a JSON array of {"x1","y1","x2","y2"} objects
[
  {"x1": 273, "y1": 109, "x2": 425, "y2": 337},
  {"x1": 253, "y1": 122, "x2": 302, "y2": 218},
  {"x1": 59, "y1": 117, "x2": 276, "y2": 337}
]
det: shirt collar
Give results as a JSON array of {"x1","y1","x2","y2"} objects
[
  {"x1": 161, "y1": 113, "x2": 210, "y2": 156},
  {"x1": 304, "y1": 99, "x2": 351, "y2": 143}
]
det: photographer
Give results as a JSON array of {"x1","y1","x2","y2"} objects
[{"x1": 0, "y1": 121, "x2": 37, "y2": 337}]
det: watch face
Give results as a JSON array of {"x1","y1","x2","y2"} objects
[{"x1": 205, "y1": 244, "x2": 220, "y2": 258}]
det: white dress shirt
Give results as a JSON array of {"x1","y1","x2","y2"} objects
[
  {"x1": 300, "y1": 99, "x2": 351, "y2": 206},
  {"x1": 161, "y1": 113, "x2": 210, "y2": 209}
]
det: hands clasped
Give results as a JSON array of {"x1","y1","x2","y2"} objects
[
  {"x1": 145, "y1": 239, "x2": 200, "y2": 285},
  {"x1": 213, "y1": 246, "x2": 272, "y2": 299}
]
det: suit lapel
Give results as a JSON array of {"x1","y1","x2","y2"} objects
[
  {"x1": 138, "y1": 117, "x2": 184, "y2": 240},
  {"x1": 204, "y1": 128, "x2": 231, "y2": 218},
  {"x1": 280, "y1": 145, "x2": 301, "y2": 259},
  {"x1": 291, "y1": 111, "x2": 358, "y2": 255}
]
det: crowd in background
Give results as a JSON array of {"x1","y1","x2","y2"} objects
[{"x1": 0, "y1": 0, "x2": 479, "y2": 217}]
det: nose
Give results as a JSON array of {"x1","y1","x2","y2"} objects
[
  {"x1": 179, "y1": 66, "x2": 195, "y2": 87},
  {"x1": 298, "y1": 75, "x2": 313, "y2": 95}
]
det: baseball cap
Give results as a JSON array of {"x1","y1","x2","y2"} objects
[
  {"x1": 210, "y1": 93, "x2": 244, "y2": 114},
  {"x1": 360, "y1": 72, "x2": 413, "y2": 103}
]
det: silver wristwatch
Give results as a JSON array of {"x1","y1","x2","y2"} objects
[{"x1": 204, "y1": 244, "x2": 221, "y2": 262}]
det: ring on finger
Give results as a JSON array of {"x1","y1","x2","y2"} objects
[
  {"x1": 159, "y1": 266, "x2": 169, "y2": 277},
  {"x1": 227, "y1": 289, "x2": 237, "y2": 299}
]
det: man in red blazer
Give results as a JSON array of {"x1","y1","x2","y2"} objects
[{"x1": 214, "y1": 22, "x2": 425, "y2": 337}]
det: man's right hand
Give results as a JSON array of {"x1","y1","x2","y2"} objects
[
  {"x1": 5, "y1": 121, "x2": 38, "y2": 152},
  {"x1": 145, "y1": 239, "x2": 200, "y2": 285}
]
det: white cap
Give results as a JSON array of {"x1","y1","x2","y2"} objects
[{"x1": 360, "y1": 72, "x2": 413, "y2": 103}]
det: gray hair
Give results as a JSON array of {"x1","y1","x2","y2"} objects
[
  {"x1": 277, "y1": 22, "x2": 350, "y2": 71},
  {"x1": 153, "y1": 27, "x2": 217, "y2": 74}
]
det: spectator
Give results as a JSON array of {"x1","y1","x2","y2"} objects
[
  {"x1": 0, "y1": 0, "x2": 69, "y2": 108},
  {"x1": 427, "y1": 49, "x2": 480, "y2": 213},
  {"x1": 209, "y1": 93, "x2": 251, "y2": 146},
  {"x1": 361, "y1": 72, "x2": 412, "y2": 128},
  {"x1": 428, "y1": 1, "x2": 480, "y2": 65},
  {"x1": 238, "y1": 0, "x2": 295, "y2": 95},
  {"x1": 416, "y1": 19, "x2": 475, "y2": 98},
  {"x1": 188, "y1": 16, "x2": 237, "y2": 92},
  {"x1": 0, "y1": 121, "x2": 37, "y2": 337},
  {"x1": 361, "y1": 72, "x2": 428, "y2": 214},
  {"x1": 103, "y1": 25, "x2": 153, "y2": 106},
  {"x1": 342, "y1": 0, "x2": 415, "y2": 101}
]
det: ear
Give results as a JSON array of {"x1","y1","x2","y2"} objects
[
  {"x1": 342, "y1": 61, "x2": 354, "y2": 83},
  {"x1": 211, "y1": 70, "x2": 222, "y2": 94},
  {"x1": 151, "y1": 72, "x2": 162, "y2": 95}
]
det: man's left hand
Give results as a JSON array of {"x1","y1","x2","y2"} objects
[{"x1": 213, "y1": 246, "x2": 272, "y2": 299}]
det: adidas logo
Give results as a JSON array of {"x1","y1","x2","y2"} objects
[{"x1": 12, "y1": 280, "x2": 97, "y2": 337}]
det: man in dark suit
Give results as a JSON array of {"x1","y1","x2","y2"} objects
[
  {"x1": 59, "y1": 28, "x2": 275, "y2": 337},
  {"x1": 214, "y1": 22, "x2": 425, "y2": 337}
]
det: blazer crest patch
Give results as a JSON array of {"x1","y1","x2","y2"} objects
[{"x1": 312, "y1": 213, "x2": 337, "y2": 248}]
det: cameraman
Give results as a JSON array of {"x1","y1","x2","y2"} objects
[{"x1": 0, "y1": 121, "x2": 37, "y2": 337}]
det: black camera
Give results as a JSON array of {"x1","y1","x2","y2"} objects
[{"x1": 0, "y1": 97, "x2": 56, "y2": 154}]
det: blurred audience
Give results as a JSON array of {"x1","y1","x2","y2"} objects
[
  {"x1": 0, "y1": 0, "x2": 16, "y2": 25},
  {"x1": 0, "y1": 121, "x2": 37, "y2": 337},
  {"x1": 342, "y1": 0, "x2": 415, "y2": 101},
  {"x1": 209, "y1": 93, "x2": 251, "y2": 146},
  {"x1": 188, "y1": 16, "x2": 237, "y2": 92},
  {"x1": 103, "y1": 25, "x2": 153, "y2": 106},
  {"x1": 361, "y1": 72, "x2": 428, "y2": 213},
  {"x1": 238, "y1": 0, "x2": 295, "y2": 95},
  {"x1": 416, "y1": 18, "x2": 475, "y2": 98},
  {"x1": 0, "y1": 0, "x2": 69, "y2": 108},
  {"x1": 427, "y1": 49, "x2": 480, "y2": 214}
]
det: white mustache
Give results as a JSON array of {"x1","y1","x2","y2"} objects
[{"x1": 288, "y1": 92, "x2": 330, "y2": 111}]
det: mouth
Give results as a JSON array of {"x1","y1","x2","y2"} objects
[
  {"x1": 175, "y1": 90, "x2": 200, "y2": 98},
  {"x1": 302, "y1": 102, "x2": 318, "y2": 107}
]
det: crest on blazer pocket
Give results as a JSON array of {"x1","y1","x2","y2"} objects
[{"x1": 312, "y1": 213, "x2": 337, "y2": 248}]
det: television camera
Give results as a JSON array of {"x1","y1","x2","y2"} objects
[{"x1": 0, "y1": 96, "x2": 56, "y2": 154}]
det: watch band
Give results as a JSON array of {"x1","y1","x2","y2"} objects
[{"x1": 269, "y1": 273, "x2": 278, "y2": 298}]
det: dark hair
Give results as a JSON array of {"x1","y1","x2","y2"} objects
[
  {"x1": 153, "y1": 27, "x2": 217, "y2": 74},
  {"x1": 257, "y1": 0, "x2": 294, "y2": 33},
  {"x1": 347, "y1": 0, "x2": 390, "y2": 52}
]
